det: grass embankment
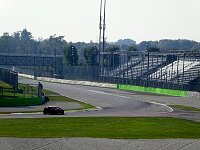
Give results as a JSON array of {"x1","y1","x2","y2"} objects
[
  {"x1": 0, "y1": 81, "x2": 95, "y2": 110},
  {"x1": 0, "y1": 82, "x2": 41, "y2": 107},
  {"x1": 0, "y1": 117, "x2": 199, "y2": 139},
  {"x1": 0, "y1": 82, "x2": 12, "y2": 89},
  {"x1": 48, "y1": 96, "x2": 95, "y2": 109}
]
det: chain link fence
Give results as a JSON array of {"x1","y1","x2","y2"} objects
[
  {"x1": 99, "y1": 51, "x2": 200, "y2": 91},
  {"x1": 62, "y1": 51, "x2": 200, "y2": 92},
  {"x1": 0, "y1": 68, "x2": 18, "y2": 89},
  {"x1": 11, "y1": 51, "x2": 200, "y2": 92}
]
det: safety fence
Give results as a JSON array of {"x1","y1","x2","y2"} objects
[
  {"x1": 0, "y1": 83, "x2": 43, "y2": 107},
  {"x1": 0, "y1": 68, "x2": 18, "y2": 89},
  {"x1": 10, "y1": 51, "x2": 200, "y2": 92}
]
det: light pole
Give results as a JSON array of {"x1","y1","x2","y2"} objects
[
  {"x1": 98, "y1": 0, "x2": 106, "y2": 67},
  {"x1": 71, "y1": 46, "x2": 74, "y2": 66},
  {"x1": 146, "y1": 45, "x2": 150, "y2": 87},
  {"x1": 98, "y1": 0, "x2": 103, "y2": 66},
  {"x1": 54, "y1": 43, "x2": 57, "y2": 75}
]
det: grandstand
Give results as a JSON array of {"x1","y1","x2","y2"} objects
[
  {"x1": 150, "y1": 60, "x2": 200, "y2": 84},
  {"x1": 101, "y1": 51, "x2": 200, "y2": 91}
]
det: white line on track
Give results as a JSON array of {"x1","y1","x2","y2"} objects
[
  {"x1": 11, "y1": 112, "x2": 42, "y2": 115},
  {"x1": 87, "y1": 90, "x2": 174, "y2": 113},
  {"x1": 87, "y1": 90, "x2": 131, "y2": 99},
  {"x1": 148, "y1": 101, "x2": 174, "y2": 113}
]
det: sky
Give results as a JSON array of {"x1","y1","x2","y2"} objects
[{"x1": 0, "y1": 0, "x2": 200, "y2": 43}]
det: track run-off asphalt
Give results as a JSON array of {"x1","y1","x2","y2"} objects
[{"x1": 0, "y1": 77, "x2": 200, "y2": 150}]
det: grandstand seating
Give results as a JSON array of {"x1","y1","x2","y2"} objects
[
  {"x1": 150, "y1": 60, "x2": 200, "y2": 84},
  {"x1": 106, "y1": 54, "x2": 200, "y2": 87},
  {"x1": 107, "y1": 55, "x2": 167, "y2": 79}
]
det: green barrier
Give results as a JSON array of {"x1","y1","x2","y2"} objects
[
  {"x1": 0, "y1": 97, "x2": 42, "y2": 107},
  {"x1": 117, "y1": 84, "x2": 188, "y2": 97}
]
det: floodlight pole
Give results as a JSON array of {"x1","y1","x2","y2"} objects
[
  {"x1": 102, "y1": 0, "x2": 106, "y2": 53},
  {"x1": 98, "y1": 0, "x2": 103, "y2": 66},
  {"x1": 98, "y1": 0, "x2": 106, "y2": 67}
]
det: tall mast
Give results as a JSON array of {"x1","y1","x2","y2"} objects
[
  {"x1": 102, "y1": 0, "x2": 106, "y2": 53},
  {"x1": 98, "y1": 0, "x2": 106, "y2": 66},
  {"x1": 98, "y1": 0, "x2": 103, "y2": 64}
]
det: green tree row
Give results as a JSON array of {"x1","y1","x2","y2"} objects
[{"x1": 1, "y1": 29, "x2": 200, "y2": 67}]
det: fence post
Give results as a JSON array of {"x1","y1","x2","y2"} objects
[{"x1": 38, "y1": 82, "x2": 43, "y2": 98}]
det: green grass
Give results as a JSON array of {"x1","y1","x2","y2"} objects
[
  {"x1": 18, "y1": 83, "x2": 59, "y2": 97},
  {"x1": 170, "y1": 105, "x2": 200, "y2": 112},
  {"x1": 48, "y1": 96, "x2": 76, "y2": 102},
  {"x1": 43, "y1": 89, "x2": 59, "y2": 95},
  {"x1": 0, "y1": 81, "x2": 95, "y2": 109},
  {"x1": 48, "y1": 96, "x2": 95, "y2": 109},
  {"x1": 0, "y1": 82, "x2": 12, "y2": 89},
  {"x1": 0, "y1": 117, "x2": 199, "y2": 138},
  {"x1": 0, "y1": 82, "x2": 41, "y2": 106},
  {"x1": 0, "y1": 97, "x2": 41, "y2": 107}
]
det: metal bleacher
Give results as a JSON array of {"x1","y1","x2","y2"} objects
[
  {"x1": 150, "y1": 60, "x2": 200, "y2": 84},
  {"x1": 101, "y1": 51, "x2": 200, "y2": 91}
]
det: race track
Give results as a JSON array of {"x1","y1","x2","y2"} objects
[
  {"x1": 0, "y1": 77, "x2": 173, "y2": 119},
  {"x1": 1, "y1": 78, "x2": 200, "y2": 150}
]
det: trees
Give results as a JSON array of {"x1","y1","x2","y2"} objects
[
  {"x1": 146, "y1": 46, "x2": 160, "y2": 52},
  {"x1": 104, "y1": 45, "x2": 120, "y2": 67},
  {"x1": 83, "y1": 45, "x2": 98, "y2": 66},
  {"x1": 138, "y1": 41, "x2": 158, "y2": 51},
  {"x1": 116, "y1": 39, "x2": 136, "y2": 46},
  {"x1": 20, "y1": 29, "x2": 35, "y2": 54},
  {"x1": 127, "y1": 45, "x2": 138, "y2": 60},
  {"x1": 1, "y1": 29, "x2": 200, "y2": 65},
  {"x1": 43, "y1": 35, "x2": 66, "y2": 55},
  {"x1": 0, "y1": 29, "x2": 67, "y2": 55},
  {"x1": 128, "y1": 45, "x2": 138, "y2": 52},
  {"x1": 157, "y1": 39, "x2": 197, "y2": 51},
  {"x1": 191, "y1": 43, "x2": 200, "y2": 51},
  {"x1": 0, "y1": 33, "x2": 13, "y2": 53},
  {"x1": 64, "y1": 45, "x2": 78, "y2": 66}
]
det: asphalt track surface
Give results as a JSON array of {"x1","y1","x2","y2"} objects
[
  {"x1": 1, "y1": 77, "x2": 200, "y2": 150},
  {"x1": 0, "y1": 77, "x2": 174, "y2": 118},
  {"x1": 1, "y1": 77, "x2": 200, "y2": 121}
]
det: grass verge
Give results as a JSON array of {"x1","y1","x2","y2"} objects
[
  {"x1": 0, "y1": 82, "x2": 12, "y2": 89},
  {"x1": 0, "y1": 117, "x2": 199, "y2": 139},
  {"x1": 170, "y1": 105, "x2": 200, "y2": 112},
  {"x1": 48, "y1": 96, "x2": 95, "y2": 109},
  {"x1": 0, "y1": 82, "x2": 40, "y2": 107}
]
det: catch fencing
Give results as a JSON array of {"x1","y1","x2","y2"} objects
[
  {"x1": 0, "y1": 68, "x2": 18, "y2": 89},
  {"x1": 12, "y1": 51, "x2": 200, "y2": 92},
  {"x1": 62, "y1": 51, "x2": 200, "y2": 92}
]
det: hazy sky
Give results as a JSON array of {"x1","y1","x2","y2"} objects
[{"x1": 0, "y1": 0, "x2": 200, "y2": 43}]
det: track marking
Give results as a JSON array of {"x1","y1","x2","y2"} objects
[
  {"x1": 88, "y1": 90, "x2": 173, "y2": 113},
  {"x1": 137, "y1": 99, "x2": 174, "y2": 113},
  {"x1": 11, "y1": 112, "x2": 41, "y2": 115},
  {"x1": 87, "y1": 90, "x2": 131, "y2": 99},
  {"x1": 150, "y1": 101, "x2": 173, "y2": 113}
]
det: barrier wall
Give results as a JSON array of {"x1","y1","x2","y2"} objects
[{"x1": 116, "y1": 84, "x2": 188, "y2": 97}]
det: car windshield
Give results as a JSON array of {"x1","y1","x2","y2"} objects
[{"x1": 48, "y1": 107, "x2": 60, "y2": 109}]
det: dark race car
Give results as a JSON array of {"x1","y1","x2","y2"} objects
[{"x1": 43, "y1": 106, "x2": 64, "y2": 115}]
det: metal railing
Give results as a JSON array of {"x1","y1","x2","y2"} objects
[
  {"x1": 0, "y1": 68, "x2": 18, "y2": 89},
  {"x1": 12, "y1": 51, "x2": 200, "y2": 92}
]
